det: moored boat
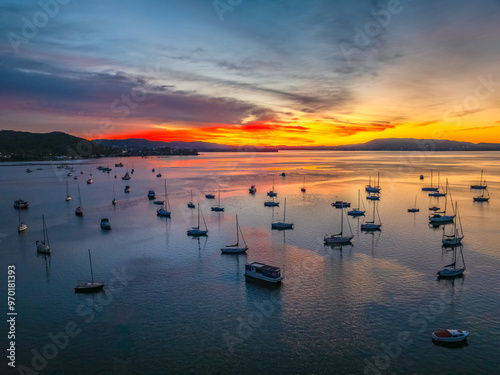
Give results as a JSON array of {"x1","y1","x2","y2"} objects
[
  {"x1": 245, "y1": 262, "x2": 284, "y2": 284},
  {"x1": 432, "y1": 329, "x2": 469, "y2": 342},
  {"x1": 100, "y1": 218, "x2": 111, "y2": 230}
]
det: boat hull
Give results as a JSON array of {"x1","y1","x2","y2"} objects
[
  {"x1": 74, "y1": 282, "x2": 105, "y2": 293},
  {"x1": 324, "y1": 235, "x2": 353, "y2": 245},
  {"x1": 348, "y1": 210, "x2": 365, "y2": 216},
  {"x1": 187, "y1": 228, "x2": 208, "y2": 236},
  {"x1": 437, "y1": 268, "x2": 465, "y2": 278},
  {"x1": 221, "y1": 247, "x2": 248, "y2": 254},
  {"x1": 211, "y1": 207, "x2": 224, "y2": 212},
  {"x1": 264, "y1": 202, "x2": 279, "y2": 207},
  {"x1": 272, "y1": 223, "x2": 293, "y2": 230}
]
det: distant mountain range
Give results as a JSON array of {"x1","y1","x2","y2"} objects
[
  {"x1": 92, "y1": 138, "x2": 278, "y2": 152},
  {"x1": 2, "y1": 130, "x2": 499, "y2": 162},
  {"x1": 93, "y1": 137, "x2": 500, "y2": 152}
]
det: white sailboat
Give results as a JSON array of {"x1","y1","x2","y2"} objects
[
  {"x1": 74, "y1": 249, "x2": 105, "y2": 293},
  {"x1": 75, "y1": 184, "x2": 84, "y2": 216},
  {"x1": 267, "y1": 178, "x2": 277, "y2": 197},
  {"x1": 157, "y1": 180, "x2": 171, "y2": 217},
  {"x1": 272, "y1": 198, "x2": 293, "y2": 229},
  {"x1": 324, "y1": 203, "x2": 354, "y2": 244},
  {"x1": 211, "y1": 189, "x2": 224, "y2": 211},
  {"x1": 65, "y1": 181, "x2": 72, "y2": 201},
  {"x1": 112, "y1": 184, "x2": 117, "y2": 205},
  {"x1": 36, "y1": 215, "x2": 51, "y2": 254},
  {"x1": 407, "y1": 195, "x2": 419, "y2": 212},
  {"x1": 422, "y1": 169, "x2": 439, "y2": 191},
  {"x1": 428, "y1": 172, "x2": 446, "y2": 197},
  {"x1": 187, "y1": 206, "x2": 208, "y2": 236},
  {"x1": 365, "y1": 172, "x2": 381, "y2": 193},
  {"x1": 361, "y1": 201, "x2": 382, "y2": 231},
  {"x1": 437, "y1": 246, "x2": 466, "y2": 278},
  {"x1": 473, "y1": 188, "x2": 490, "y2": 202},
  {"x1": 18, "y1": 209, "x2": 27, "y2": 232},
  {"x1": 187, "y1": 190, "x2": 195, "y2": 208},
  {"x1": 429, "y1": 180, "x2": 455, "y2": 224},
  {"x1": 470, "y1": 169, "x2": 487, "y2": 189},
  {"x1": 221, "y1": 215, "x2": 248, "y2": 253},
  {"x1": 442, "y1": 202, "x2": 463, "y2": 246},
  {"x1": 348, "y1": 190, "x2": 365, "y2": 216}
]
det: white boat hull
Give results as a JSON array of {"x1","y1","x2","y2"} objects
[
  {"x1": 437, "y1": 268, "x2": 465, "y2": 277},
  {"x1": 432, "y1": 329, "x2": 469, "y2": 342},
  {"x1": 221, "y1": 247, "x2": 248, "y2": 253}
]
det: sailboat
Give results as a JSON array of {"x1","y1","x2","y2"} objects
[
  {"x1": 36, "y1": 215, "x2": 51, "y2": 254},
  {"x1": 407, "y1": 195, "x2": 419, "y2": 212},
  {"x1": 65, "y1": 181, "x2": 72, "y2": 201},
  {"x1": 348, "y1": 190, "x2": 365, "y2": 216},
  {"x1": 221, "y1": 215, "x2": 248, "y2": 253},
  {"x1": 429, "y1": 180, "x2": 455, "y2": 224},
  {"x1": 301, "y1": 177, "x2": 306, "y2": 193},
  {"x1": 442, "y1": 202, "x2": 463, "y2": 246},
  {"x1": 361, "y1": 201, "x2": 382, "y2": 231},
  {"x1": 264, "y1": 196, "x2": 279, "y2": 207},
  {"x1": 470, "y1": 170, "x2": 487, "y2": 189},
  {"x1": 272, "y1": 198, "x2": 293, "y2": 229},
  {"x1": 187, "y1": 206, "x2": 208, "y2": 236},
  {"x1": 18, "y1": 209, "x2": 27, "y2": 232},
  {"x1": 156, "y1": 167, "x2": 162, "y2": 178},
  {"x1": 267, "y1": 178, "x2": 277, "y2": 197},
  {"x1": 422, "y1": 169, "x2": 439, "y2": 191},
  {"x1": 74, "y1": 249, "x2": 105, "y2": 293},
  {"x1": 437, "y1": 246, "x2": 466, "y2": 278},
  {"x1": 187, "y1": 190, "x2": 195, "y2": 208},
  {"x1": 324, "y1": 203, "x2": 353, "y2": 244},
  {"x1": 112, "y1": 184, "x2": 117, "y2": 205},
  {"x1": 473, "y1": 188, "x2": 490, "y2": 202},
  {"x1": 211, "y1": 190, "x2": 224, "y2": 211},
  {"x1": 365, "y1": 172, "x2": 381, "y2": 193},
  {"x1": 157, "y1": 180, "x2": 171, "y2": 217},
  {"x1": 428, "y1": 172, "x2": 446, "y2": 197},
  {"x1": 75, "y1": 184, "x2": 84, "y2": 216}
]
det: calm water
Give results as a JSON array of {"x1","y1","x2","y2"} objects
[{"x1": 1, "y1": 151, "x2": 500, "y2": 374}]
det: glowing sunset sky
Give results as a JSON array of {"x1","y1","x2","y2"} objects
[{"x1": 0, "y1": 0, "x2": 499, "y2": 146}]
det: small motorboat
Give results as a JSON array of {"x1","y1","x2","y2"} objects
[
  {"x1": 147, "y1": 190, "x2": 156, "y2": 199},
  {"x1": 100, "y1": 218, "x2": 111, "y2": 230},
  {"x1": 124, "y1": 185, "x2": 131, "y2": 193},
  {"x1": 14, "y1": 199, "x2": 29, "y2": 209},
  {"x1": 249, "y1": 185, "x2": 257, "y2": 194},
  {"x1": 205, "y1": 194, "x2": 215, "y2": 199},
  {"x1": 332, "y1": 201, "x2": 350, "y2": 208},
  {"x1": 431, "y1": 329, "x2": 469, "y2": 343},
  {"x1": 153, "y1": 200, "x2": 164, "y2": 205}
]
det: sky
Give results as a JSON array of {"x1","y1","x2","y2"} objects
[{"x1": 0, "y1": 0, "x2": 499, "y2": 146}]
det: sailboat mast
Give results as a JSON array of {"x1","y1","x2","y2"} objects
[
  {"x1": 430, "y1": 169, "x2": 433, "y2": 188},
  {"x1": 42, "y1": 215, "x2": 46, "y2": 243},
  {"x1": 88, "y1": 249, "x2": 94, "y2": 284},
  {"x1": 377, "y1": 172, "x2": 380, "y2": 187},
  {"x1": 284, "y1": 198, "x2": 287, "y2": 221},
  {"x1": 236, "y1": 215, "x2": 239, "y2": 244},
  {"x1": 340, "y1": 203, "x2": 344, "y2": 235},
  {"x1": 197, "y1": 206, "x2": 200, "y2": 228}
]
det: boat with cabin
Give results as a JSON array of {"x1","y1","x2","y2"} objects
[
  {"x1": 324, "y1": 203, "x2": 353, "y2": 244},
  {"x1": 14, "y1": 199, "x2": 29, "y2": 209},
  {"x1": 348, "y1": 190, "x2": 366, "y2": 216},
  {"x1": 245, "y1": 262, "x2": 284, "y2": 284},
  {"x1": 432, "y1": 329, "x2": 469, "y2": 343},
  {"x1": 470, "y1": 170, "x2": 487, "y2": 189},
  {"x1": 36, "y1": 215, "x2": 51, "y2": 254},
  {"x1": 100, "y1": 218, "x2": 111, "y2": 230},
  {"x1": 187, "y1": 206, "x2": 208, "y2": 236}
]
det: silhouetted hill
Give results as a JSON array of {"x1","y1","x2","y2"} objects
[{"x1": 0, "y1": 130, "x2": 111, "y2": 161}]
